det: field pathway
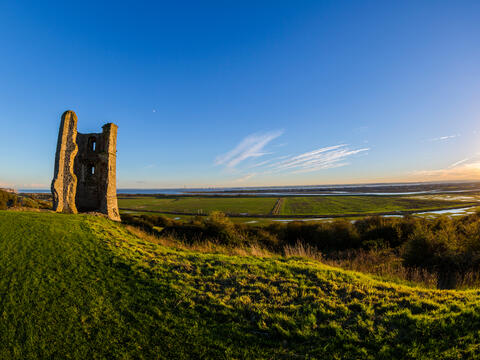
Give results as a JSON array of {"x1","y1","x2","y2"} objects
[{"x1": 270, "y1": 198, "x2": 285, "y2": 215}]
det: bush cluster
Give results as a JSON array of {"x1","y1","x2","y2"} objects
[
  {"x1": 0, "y1": 190, "x2": 18, "y2": 210},
  {"x1": 0, "y1": 190, "x2": 51, "y2": 210},
  {"x1": 122, "y1": 212, "x2": 419, "y2": 252},
  {"x1": 403, "y1": 213, "x2": 480, "y2": 288},
  {"x1": 122, "y1": 212, "x2": 249, "y2": 246}
]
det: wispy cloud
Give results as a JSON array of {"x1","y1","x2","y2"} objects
[
  {"x1": 232, "y1": 173, "x2": 256, "y2": 183},
  {"x1": 412, "y1": 154, "x2": 480, "y2": 180},
  {"x1": 449, "y1": 157, "x2": 471, "y2": 168},
  {"x1": 428, "y1": 134, "x2": 459, "y2": 142},
  {"x1": 248, "y1": 160, "x2": 273, "y2": 169},
  {"x1": 215, "y1": 130, "x2": 283, "y2": 168},
  {"x1": 268, "y1": 144, "x2": 369, "y2": 174}
]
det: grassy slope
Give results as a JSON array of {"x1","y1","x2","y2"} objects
[
  {"x1": 118, "y1": 196, "x2": 277, "y2": 215},
  {"x1": 1, "y1": 212, "x2": 480, "y2": 359},
  {"x1": 280, "y1": 196, "x2": 469, "y2": 215}
]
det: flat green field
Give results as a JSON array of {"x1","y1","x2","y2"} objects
[
  {"x1": 280, "y1": 195, "x2": 468, "y2": 215},
  {"x1": 118, "y1": 196, "x2": 277, "y2": 215},
  {"x1": 119, "y1": 195, "x2": 471, "y2": 218},
  {"x1": 1, "y1": 211, "x2": 480, "y2": 359}
]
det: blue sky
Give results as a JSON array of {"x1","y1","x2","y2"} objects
[{"x1": 0, "y1": 1, "x2": 479, "y2": 189}]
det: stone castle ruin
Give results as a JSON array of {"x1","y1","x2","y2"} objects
[{"x1": 51, "y1": 110, "x2": 121, "y2": 221}]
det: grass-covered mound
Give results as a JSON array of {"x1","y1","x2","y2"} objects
[{"x1": 0, "y1": 211, "x2": 480, "y2": 359}]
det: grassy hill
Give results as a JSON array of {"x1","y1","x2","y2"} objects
[{"x1": 1, "y1": 211, "x2": 480, "y2": 359}]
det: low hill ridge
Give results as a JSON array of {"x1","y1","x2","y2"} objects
[{"x1": 0, "y1": 211, "x2": 479, "y2": 359}]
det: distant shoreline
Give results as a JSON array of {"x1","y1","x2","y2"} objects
[{"x1": 19, "y1": 181, "x2": 480, "y2": 197}]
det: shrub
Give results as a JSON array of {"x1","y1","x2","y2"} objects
[
  {"x1": 267, "y1": 220, "x2": 361, "y2": 252},
  {"x1": 203, "y1": 211, "x2": 245, "y2": 245},
  {"x1": 20, "y1": 197, "x2": 39, "y2": 208},
  {"x1": 0, "y1": 190, "x2": 17, "y2": 210},
  {"x1": 402, "y1": 215, "x2": 480, "y2": 289}
]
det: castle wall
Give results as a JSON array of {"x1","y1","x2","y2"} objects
[
  {"x1": 99, "y1": 124, "x2": 120, "y2": 221},
  {"x1": 74, "y1": 132, "x2": 103, "y2": 212},
  {"x1": 51, "y1": 111, "x2": 78, "y2": 214},
  {"x1": 52, "y1": 111, "x2": 120, "y2": 221}
]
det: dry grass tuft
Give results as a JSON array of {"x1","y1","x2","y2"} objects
[
  {"x1": 283, "y1": 241, "x2": 324, "y2": 261},
  {"x1": 283, "y1": 243, "x2": 439, "y2": 288},
  {"x1": 324, "y1": 249, "x2": 438, "y2": 288}
]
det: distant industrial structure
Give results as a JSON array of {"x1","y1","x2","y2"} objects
[{"x1": 51, "y1": 110, "x2": 120, "y2": 221}]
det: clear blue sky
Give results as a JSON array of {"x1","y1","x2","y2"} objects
[{"x1": 1, "y1": 1, "x2": 479, "y2": 189}]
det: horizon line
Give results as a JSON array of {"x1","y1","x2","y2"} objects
[{"x1": 12, "y1": 178, "x2": 480, "y2": 191}]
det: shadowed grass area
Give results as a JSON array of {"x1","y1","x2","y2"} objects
[{"x1": 1, "y1": 211, "x2": 480, "y2": 359}]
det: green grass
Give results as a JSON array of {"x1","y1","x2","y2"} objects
[
  {"x1": 118, "y1": 196, "x2": 277, "y2": 215},
  {"x1": 119, "y1": 195, "x2": 471, "y2": 219},
  {"x1": 280, "y1": 195, "x2": 469, "y2": 215},
  {"x1": 1, "y1": 211, "x2": 480, "y2": 359}
]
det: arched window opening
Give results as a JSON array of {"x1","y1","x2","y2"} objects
[
  {"x1": 89, "y1": 137, "x2": 97, "y2": 152},
  {"x1": 90, "y1": 165, "x2": 95, "y2": 175}
]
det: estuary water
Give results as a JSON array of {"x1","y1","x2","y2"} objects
[{"x1": 19, "y1": 184, "x2": 480, "y2": 197}]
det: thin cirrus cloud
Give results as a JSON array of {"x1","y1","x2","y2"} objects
[
  {"x1": 248, "y1": 159, "x2": 273, "y2": 169},
  {"x1": 412, "y1": 154, "x2": 480, "y2": 180},
  {"x1": 232, "y1": 173, "x2": 257, "y2": 182},
  {"x1": 428, "y1": 134, "x2": 460, "y2": 142},
  {"x1": 215, "y1": 130, "x2": 283, "y2": 168},
  {"x1": 215, "y1": 131, "x2": 369, "y2": 181},
  {"x1": 449, "y1": 157, "x2": 471, "y2": 168},
  {"x1": 268, "y1": 144, "x2": 369, "y2": 174}
]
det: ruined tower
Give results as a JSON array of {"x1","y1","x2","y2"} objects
[{"x1": 51, "y1": 110, "x2": 121, "y2": 221}]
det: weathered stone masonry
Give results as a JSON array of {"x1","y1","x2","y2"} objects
[{"x1": 51, "y1": 110, "x2": 121, "y2": 221}]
